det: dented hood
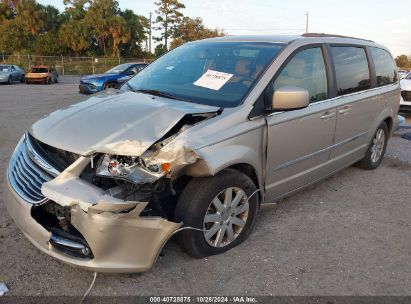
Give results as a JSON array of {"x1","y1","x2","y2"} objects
[{"x1": 30, "y1": 91, "x2": 219, "y2": 156}]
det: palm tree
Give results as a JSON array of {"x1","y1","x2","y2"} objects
[
  {"x1": 108, "y1": 15, "x2": 130, "y2": 56},
  {"x1": 59, "y1": 19, "x2": 89, "y2": 55},
  {"x1": 15, "y1": 0, "x2": 43, "y2": 34},
  {"x1": 85, "y1": 0, "x2": 118, "y2": 56}
]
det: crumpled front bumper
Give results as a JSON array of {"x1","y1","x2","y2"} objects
[
  {"x1": 79, "y1": 83, "x2": 99, "y2": 94},
  {"x1": 26, "y1": 76, "x2": 48, "y2": 82},
  {"x1": 4, "y1": 159, "x2": 182, "y2": 273}
]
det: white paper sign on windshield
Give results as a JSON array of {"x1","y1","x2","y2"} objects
[{"x1": 193, "y1": 70, "x2": 233, "y2": 90}]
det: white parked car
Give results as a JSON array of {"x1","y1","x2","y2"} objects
[
  {"x1": 400, "y1": 72, "x2": 411, "y2": 113},
  {"x1": 398, "y1": 70, "x2": 409, "y2": 79}
]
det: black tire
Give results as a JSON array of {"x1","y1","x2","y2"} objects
[
  {"x1": 174, "y1": 169, "x2": 259, "y2": 258},
  {"x1": 356, "y1": 121, "x2": 388, "y2": 170},
  {"x1": 7, "y1": 76, "x2": 12, "y2": 85},
  {"x1": 103, "y1": 82, "x2": 116, "y2": 90},
  {"x1": 21, "y1": 75, "x2": 25, "y2": 83}
]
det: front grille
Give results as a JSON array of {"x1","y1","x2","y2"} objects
[
  {"x1": 79, "y1": 80, "x2": 96, "y2": 88},
  {"x1": 401, "y1": 90, "x2": 411, "y2": 102},
  {"x1": 28, "y1": 133, "x2": 79, "y2": 171},
  {"x1": 7, "y1": 134, "x2": 57, "y2": 204}
]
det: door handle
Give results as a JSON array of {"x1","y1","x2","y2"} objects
[
  {"x1": 321, "y1": 111, "x2": 336, "y2": 120},
  {"x1": 339, "y1": 105, "x2": 352, "y2": 115}
]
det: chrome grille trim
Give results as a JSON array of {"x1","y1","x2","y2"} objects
[
  {"x1": 26, "y1": 134, "x2": 60, "y2": 177},
  {"x1": 7, "y1": 134, "x2": 57, "y2": 204}
]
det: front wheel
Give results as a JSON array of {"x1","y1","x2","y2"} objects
[
  {"x1": 356, "y1": 122, "x2": 388, "y2": 170},
  {"x1": 174, "y1": 169, "x2": 259, "y2": 258},
  {"x1": 7, "y1": 76, "x2": 12, "y2": 85},
  {"x1": 103, "y1": 82, "x2": 116, "y2": 90}
]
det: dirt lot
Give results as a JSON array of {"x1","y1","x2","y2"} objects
[{"x1": 0, "y1": 78, "x2": 410, "y2": 296}]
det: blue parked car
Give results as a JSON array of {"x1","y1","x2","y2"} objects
[{"x1": 79, "y1": 62, "x2": 147, "y2": 94}]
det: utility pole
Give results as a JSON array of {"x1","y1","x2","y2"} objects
[
  {"x1": 149, "y1": 12, "x2": 152, "y2": 54},
  {"x1": 305, "y1": 11, "x2": 309, "y2": 33}
]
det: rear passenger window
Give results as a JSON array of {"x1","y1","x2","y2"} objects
[
  {"x1": 370, "y1": 47, "x2": 398, "y2": 86},
  {"x1": 274, "y1": 47, "x2": 328, "y2": 103},
  {"x1": 331, "y1": 46, "x2": 370, "y2": 96}
]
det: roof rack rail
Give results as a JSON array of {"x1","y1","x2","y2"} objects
[{"x1": 302, "y1": 33, "x2": 374, "y2": 43}]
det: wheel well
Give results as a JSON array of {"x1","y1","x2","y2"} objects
[
  {"x1": 174, "y1": 163, "x2": 261, "y2": 205},
  {"x1": 103, "y1": 81, "x2": 117, "y2": 89},
  {"x1": 384, "y1": 116, "x2": 393, "y2": 134},
  {"x1": 228, "y1": 163, "x2": 260, "y2": 190}
]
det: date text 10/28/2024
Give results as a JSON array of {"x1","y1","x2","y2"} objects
[{"x1": 150, "y1": 296, "x2": 257, "y2": 303}]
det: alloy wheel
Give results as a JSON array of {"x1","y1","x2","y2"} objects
[
  {"x1": 370, "y1": 128, "x2": 385, "y2": 163},
  {"x1": 203, "y1": 187, "x2": 249, "y2": 248}
]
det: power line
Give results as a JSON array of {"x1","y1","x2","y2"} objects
[{"x1": 149, "y1": 12, "x2": 152, "y2": 54}]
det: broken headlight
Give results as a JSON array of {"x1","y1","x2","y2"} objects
[{"x1": 96, "y1": 154, "x2": 170, "y2": 184}]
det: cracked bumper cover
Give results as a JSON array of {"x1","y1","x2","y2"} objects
[{"x1": 4, "y1": 169, "x2": 182, "y2": 273}]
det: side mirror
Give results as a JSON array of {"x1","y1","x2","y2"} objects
[
  {"x1": 127, "y1": 70, "x2": 136, "y2": 76},
  {"x1": 270, "y1": 86, "x2": 309, "y2": 111}
]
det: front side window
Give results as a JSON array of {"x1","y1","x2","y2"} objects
[
  {"x1": 332, "y1": 46, "x2": 370, "y2": 96},
  {"x1": 370, "y1": 47, "x2": 398, "y2": 86},
  {"x1": 125, "y1": 42, "x2": 284, "y2": 107},
  {"x1": 273, "y1": 47, "x2": 328, "y2": 103}
]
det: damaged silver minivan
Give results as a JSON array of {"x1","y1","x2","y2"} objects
[{"x1": 5, "y1": 34, "x2": 400, "y2": 272}]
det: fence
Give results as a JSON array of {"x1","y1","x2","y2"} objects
[{"x1": 0, "y1": 54, "x2": 152, "y2": 75}]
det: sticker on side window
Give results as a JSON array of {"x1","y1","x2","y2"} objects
[{"x1": 193, "y1": 70, "x2": 233, "y2": 90}]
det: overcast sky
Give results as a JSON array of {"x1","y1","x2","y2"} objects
[{"x1": 39, "y1": 0, "x2": 411, "y2": 56}]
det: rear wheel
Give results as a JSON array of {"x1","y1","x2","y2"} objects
[
  {"x1": 21, "y1": 75, "x2": 25, "y2": 83},
  {"x1": 174, "y1": 169, "x2": 259, "y2": 258},
  {"x1": 356, "y1": 122, "x2": 388, "y2": 170}
]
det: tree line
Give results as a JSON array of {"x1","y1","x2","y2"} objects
[
  {"x1": 396, "y1": 54, "x2": 411, "y2": 69},
  {"x1": 0, "y1": 0, "x2": 224, "y2": 58}
]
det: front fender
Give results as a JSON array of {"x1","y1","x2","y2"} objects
[{"x1": 184, "y1": 126, "x2": 265, "y2": 189}]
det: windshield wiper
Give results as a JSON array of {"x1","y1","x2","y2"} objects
[
  {"x1": 135, "y1": 89, "x2": 182, "y2": 101},
  {"x1": 125, "y1": 83, "x2": 183, "y2": 101}
]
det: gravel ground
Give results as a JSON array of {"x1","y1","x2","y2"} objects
[{"x1": 0, "y1": 78, "x2": 410, "y2": 296}]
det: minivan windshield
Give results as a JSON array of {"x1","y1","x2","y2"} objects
[{"x1": 125, "y1": 42, "x2": 284, "y2": 107}]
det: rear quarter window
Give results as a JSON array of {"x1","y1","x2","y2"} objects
[
  {"x1": 331, "y1": 46, "x2": 371, "y2": 96},
  {"x1": 370, "y1": 47, "x2": 398, "y2": 86}
]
